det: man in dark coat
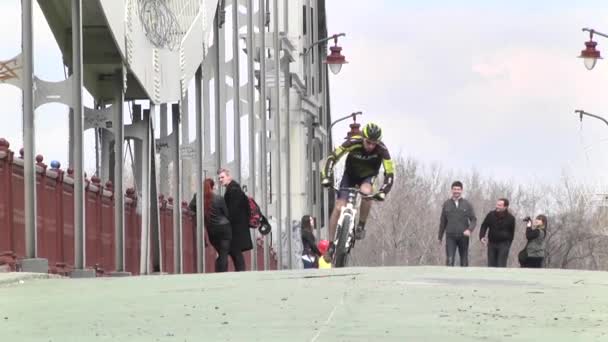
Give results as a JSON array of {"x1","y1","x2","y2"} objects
[
  {"x1": 218, "y1": 168, "x2": 252, "y2": 271},
  {"x1": 479, "y1": 198, "x2": 516, "y2": 267},
  {"x1": 438, "y1": 181, "x2": 477, "y2": 267}
]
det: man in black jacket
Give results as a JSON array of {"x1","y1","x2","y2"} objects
[
  {"x1": 479, "y1": 198, "x2": 515, "y2": 267},
  {"x1": 438, "y1": 181, "x2": 477, "y2": 267},
  {"x1": 218, "y1": 168, "x2": 253, "y2": 271}
]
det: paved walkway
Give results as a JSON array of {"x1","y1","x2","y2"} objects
[{"x1": 1, "y1": 267, "x2": 607, "y2": 341}]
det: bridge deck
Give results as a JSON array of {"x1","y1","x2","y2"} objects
[{"x1": 1, "y1": 267, "x2": 607, "y2": 341}]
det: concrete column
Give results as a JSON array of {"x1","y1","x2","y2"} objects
[
  {"x1": 139, "y1": 109, "x2": 152, "y2": 275},
  {"x1": 112, "y1": 67, "x2": 128, "y2": 275},
  {"x1": 171, "y1": 103, "x2": 183, "y2": 274},
  {"x1": 71, "y1": 0, "x2": 91, "y2": 277},
  {"x1": 181, "y1": 91, "x2": 191, "y2": 200},
  {"x1": 246, "y1": 0, "x2": 258, "y2": 270},
  {"x1": 232, "y1": 0, "x2": 242, "y2": 183},
  {"x1": 259, "y1": 0, "x2": 270, "y2": 271},
  {"x1": 195, "y1": 66, "x2": 205, "y2": 273},
  {"x1": 20, "y1": 0, "x2": 48, "y2": 273},
  {"x1": 159, "y1": 104, "x2": 169, "y2": 195},
  {"x1": 133, "y1": 104, "x2": 143, "y2": 191},
  {"x1": 272, "y1": 0, "x2": 284, "y2": 269},
  {"x1": 213, "y1": 14, "x2": 222, "y2": 171}
]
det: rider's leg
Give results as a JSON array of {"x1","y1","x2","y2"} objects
[
  {"x1": 358, "y1": 182, "x2": 374, "y2": 226},
  {"x1": 329, "y1": 172, "x2": 354, "y2": 242},
  {"x1": 354, "y1": 181, "x2": 374, "y2": 239},
  {"x1": 328, "y1": 198, "x2": 347, "y2": 241}
]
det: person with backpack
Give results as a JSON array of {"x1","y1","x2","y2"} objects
[
  {"x1": 218, "y1": 168, "x2": 252, "y2": 271},
  {"x1": 189, "y1": 178, "x2": 232, "y2": 272}
]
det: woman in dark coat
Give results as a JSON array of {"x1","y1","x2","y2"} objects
[
  {"x1": 301, "y1": 215, "x2": 321, "y2": 268},
  {"x1": 218, "y1": 168, "x2": 252, "y2": 271},
  {"x1": 189, "y1": 178, "x2": 232, "y2": 272}
]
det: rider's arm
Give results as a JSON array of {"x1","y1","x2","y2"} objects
[
  {"x1": 322, "y1": 138, "x2": 362, "y2": 178},
  {"x1": 379, "y1": 146, "x2": 395, "y2": 194}
]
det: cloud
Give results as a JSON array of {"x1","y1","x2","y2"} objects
[
  {"x1": 4, "y1": 0, "x2": 608, "y2": 188},
  {"x1": 327, "y1": 1, "x2": 608, "y2": 186}
]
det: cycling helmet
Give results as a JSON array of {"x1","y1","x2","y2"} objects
[{"x1": 362, "y1": 122, "x2": 382, "y2": 142}]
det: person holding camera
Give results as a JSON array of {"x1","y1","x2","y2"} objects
[
  {"x1": 519, "y1": 215, "x2": 547, "y2": 268},
  {"x1": 479, "y1": 198, "x2": 515, "y2": 267}
]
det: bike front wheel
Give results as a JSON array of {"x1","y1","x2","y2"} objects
[{"x1": 334, "y1": 215, "x2": 352, "y2": 268}]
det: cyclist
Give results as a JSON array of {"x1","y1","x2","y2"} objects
[{"x1": 321, "y1": 122, "x2": 395, "y2": 246}]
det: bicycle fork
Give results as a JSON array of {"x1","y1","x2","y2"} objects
[{"x1": 336, "y1": 208, "x2": 356, "y2": 251}]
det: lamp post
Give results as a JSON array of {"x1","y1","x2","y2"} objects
[
  {"x1": 575, "y1": 109, "x2": 608, "y2": 127},
  {"x1": 319, "y1": 112, "x2": 363, "y2": 240},
  {"x1": 304, "y1": 33, "x2": 349, "y2": 75},
  {"x1": 302, "y1": 33, "x2": 348, "y2": 240},
  {"x1": 579, "y1": 28, "x2": 606, "y2": 70},
  {"x1": 330, "y1": 111, "x2": 363, "y2": 131}
]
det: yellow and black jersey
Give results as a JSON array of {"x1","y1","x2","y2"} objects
[{"x1": 322, "y1": 135, "x2": 395, "y2": 193}]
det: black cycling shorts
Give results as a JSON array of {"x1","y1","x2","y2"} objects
[{"x1": 337, "y1": 172, "x2": 374, "y2": 200}]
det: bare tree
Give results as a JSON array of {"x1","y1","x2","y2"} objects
[{"x1": 349, "y1": 157, "x2": 608, "y2": 271}]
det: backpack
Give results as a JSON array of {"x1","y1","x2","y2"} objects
[
  {"x1": 247, "y1": 196, "x2": 272, "y2": 235},
  {"x1": 248, "y1": 196, "x2": 263, "y2": 228}
]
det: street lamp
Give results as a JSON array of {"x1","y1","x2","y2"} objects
[
  {"x1": 305, "y1": 33, "x2": 348, "y2": 75},
  {"x1": 330, "y1": 111, "x2": 362, "y2": 136},
  {"x1": 328, "y1": 111, "x2": 363, "y2": 154},
  {"x1": 325, "y1": 37, "x2": 348, "y2": 75},
  {"x1": 579, "y1": 28, "x2": 605, "y2": 70},
  {"x1": 575, "y1": 109, "x2": 608, "y2": 127}
]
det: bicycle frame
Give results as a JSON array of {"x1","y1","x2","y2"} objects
[
  {"x1": 330, "y1": 185, "x2": 380, "y2": 267},
  {"x1": 335, "y1": 187, "x2": 361, "y2": 251}
]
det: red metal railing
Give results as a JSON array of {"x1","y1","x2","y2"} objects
[{"x1": 0, "y1": 138, "x2": 278, "y2": 275}]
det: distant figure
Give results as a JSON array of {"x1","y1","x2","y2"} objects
[
  {"x1": 438, "y1": 181, "x2": 477, "y2": 267},
  {"x1": 317, "y1": 240, "x2": 332, "y2": 269},
  {"x1": 479, "y1": 198, "x2": 515, "y2": 267},
  {"x1": 301, "y1": 215, "x2": 321, "y2": 269},
  {"x1": 520, "y1": 215, "x2": 547, "y2": 268},
  {"x1": 218, "y1": 168, "x2": 253, "y2": 271},
  {"x1": 190, "y1": 178, "x2": 231, "y2": 272}
]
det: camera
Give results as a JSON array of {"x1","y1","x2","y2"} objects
[{"x1": 522, "y1": 216, "x2": 531, "y2": 223}]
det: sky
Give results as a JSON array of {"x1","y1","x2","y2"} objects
[
  {"x1": 0, "y1": 1, "x2": 97, "y2": 173},
  {"x1": 326, "y1": 0, "x2": 608, "y2": 188},
  {"x1": 3, "y1": 1, "x2": 608, "y2": 188}
]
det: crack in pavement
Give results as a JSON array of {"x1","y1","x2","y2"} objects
[{"x1": 309, "y1": 274, "x2": 358, "y2": 342}]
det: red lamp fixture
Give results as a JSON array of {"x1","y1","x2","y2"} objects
[
  {"x1": 579, "y1": 28, "x2": 606, "y2": 70},
  {"x1": 324, "y1": 36, "x2": 348, "y2": 75}
]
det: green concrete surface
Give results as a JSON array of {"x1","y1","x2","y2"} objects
[{"x1": 1, "y1": 267, "x2": 607, "y2": 342}]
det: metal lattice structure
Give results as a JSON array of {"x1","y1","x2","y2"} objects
[{"x1": 1, "y1": 0, "x2": 334, "y2": 275}]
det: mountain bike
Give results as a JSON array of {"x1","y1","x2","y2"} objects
[{"x1": 331, "y1": 186, "x2": 381, "y2": 267}]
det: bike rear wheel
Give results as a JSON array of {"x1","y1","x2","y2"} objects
[{"x1": 334, "y1": 215, "x2": 352, "y2": 268}]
